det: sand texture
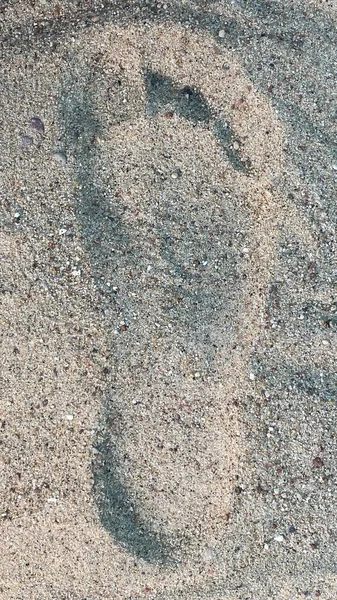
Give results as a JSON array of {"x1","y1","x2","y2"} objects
[{"x1": 1, "y1": 1, "x2": 336, "y2": 599}]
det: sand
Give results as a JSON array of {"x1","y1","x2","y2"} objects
[{"x1": 1, "y1": 1, "x2": 336, "y2": 599}]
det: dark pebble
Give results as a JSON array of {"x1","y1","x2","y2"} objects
[
  {"x1": 30, "y1": 117, "x2": 45, "y2": 134},
  {"x1": 289, "y1": 525, "x2": 297, "y2": 534},
  {"x1": 313, "y1": 456, "x2": 324, "y2": 468}
]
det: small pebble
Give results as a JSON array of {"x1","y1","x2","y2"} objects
[
  {"x1": 274, "y1": 534, "x2": 284, "y2": 542},
  {"x1": 249, "y1": 373, "x2": 255, "y2": 381},
  {"x1": 59, "y1": 228, "x2": 67, "y2": 235},
  {"x1": 65, "y1": 414, "x2": 74, "y2": 420},
  {"x1": 218, "y1": 30, "x2": 225, "y2": 38},
  {"x1": 21, "y1": 135, "x2": 33, "y2": 148},
  {"x1": 52, "y1": 150, "x2": 67, "y2": 165},
  {"x1": 120, "y1": 320, "x2": 128, "y2": 331},
  {"x1": 203, "y1": 547, "x2": 216, "y2": 562},
  {"x1": 171, "y1": 171, "x2": 179, "y2": 179},
  {"x1": 30, "y1": 117, "x2": 45, "y2": 134}
]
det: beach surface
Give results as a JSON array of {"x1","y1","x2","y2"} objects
[{"x1": 1, "y1": 1, "x2": 336, "y2": 599}]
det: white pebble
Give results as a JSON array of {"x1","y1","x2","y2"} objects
[
  {"x1": 274, "y1": 534, "x2": 284, "y2": 542},
  {"x1": 52, "y1": 150, "x2": 67, "y2": 165},
  {"x1": 171, "y1": 171, "x2": 179, "y2": 179},
  {"x1": 65, "y1": 414, "x2": 74, "y2": 420},
  {"x1": 203, "y1": 547, "x2": 216, "y2": 561},
  {"x1": 218, "y1": 30, "x2": 225, "y2": 38},
  {"x1": 233, "y1": 141, "x2": 240, "y2": 151},
  {"x1": 59, "y1": 228, "x2": 67, "y2": 235},
  {"x1": 47, "y1": 497, "x2": 58, "y2": 503},
  {"x1": 249, "y1": 373, "x2": 255, "y2": 381}
]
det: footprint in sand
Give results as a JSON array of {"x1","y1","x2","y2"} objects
[{"x1": 57, "y1": 25, "x2": 284, "y2": 564}]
